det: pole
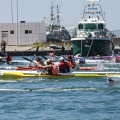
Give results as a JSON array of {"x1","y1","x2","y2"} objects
[
  {"x1": 16, "y1": 0, "x2": 18, "y2": 46},
  {"x1": 11, "y1": 0, "x2": 13, "y2": 23}
]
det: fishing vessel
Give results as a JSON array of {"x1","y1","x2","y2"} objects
[
  {"x1": 46, "y1": 4, "x2": 71, "y2": 41},
  {"x1": 71, "y1": 0, "x2": 114, "y2": 56}
]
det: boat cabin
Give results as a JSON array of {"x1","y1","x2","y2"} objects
[{"x1": 77, "y1": 17, "x2": 107, "y2": 38}]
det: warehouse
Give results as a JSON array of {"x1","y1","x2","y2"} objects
[{"x1": 0, "y1": 21, "x2": 46, "y2": 45}]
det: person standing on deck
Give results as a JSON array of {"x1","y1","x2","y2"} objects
[
  {"x1": 1, "y1": 43, "x2": 2, "y2": 52},
  {"x1": 1, "y1": 40, "x2": 6, "y2": 53}
]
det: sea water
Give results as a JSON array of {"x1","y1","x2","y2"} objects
[{"x1": 0, "y1": 56, "x2": 120, "y2": 120}]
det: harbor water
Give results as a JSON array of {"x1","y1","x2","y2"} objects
[{"x1": 0, "y1": 57, "x2": 120, "y2": 120}]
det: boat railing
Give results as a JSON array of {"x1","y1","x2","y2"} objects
[
  {"x1": 73, "y1": 29, "x2": 113, "y2": 39},
  {"x1": 112, "y1": 30, "x2": 120, "y2": 38}
]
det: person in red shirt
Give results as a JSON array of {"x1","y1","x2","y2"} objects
[
  {"x1": 58, "y1": 57, "x2": 70, "y2": 73},
  {"x1": 6, "y1": 53, "x2": 12, "y2": 64},
  {"x1": 67, "y1": 55, "x2": 76, "y2": 69}
]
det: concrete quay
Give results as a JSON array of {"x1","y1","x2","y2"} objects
[
  {"x1": 2, "y1": 46, "x2": 72, "y2": 56},
  {"x1": 1, "y1": 45, "x2": 120, "y2": 56}
]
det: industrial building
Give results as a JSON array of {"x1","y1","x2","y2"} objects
[{"x1": 0, "y1": 21, "x2": 46, "y2": 45}]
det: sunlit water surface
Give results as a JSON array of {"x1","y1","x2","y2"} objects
[{"x1": 0, "y1": 56, "x2": 120, "y2": 120}]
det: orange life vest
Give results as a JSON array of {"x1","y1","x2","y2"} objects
[
  {"x1": 68, "y1": 61, "x2": 76, "y2": 69},
  {"x1": 52, "y1": 65, "x2": 58, "y2": 75}
]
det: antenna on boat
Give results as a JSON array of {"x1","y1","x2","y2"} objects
[
  {"x1": 56, "y1": 4, "x2": 61, "y2": 29},
  {"x1": 82, "y1": 0, "x2": 104, "y2": 20},
  {"x1": 86, "y1": 0, "x2": 100, "y2": 4},
  {"x1": 50, "y1": 1, "x2": 55, "y2": 32},
  {"x1": 50, "y1": 1, "x2": 54, "y2": 22}
]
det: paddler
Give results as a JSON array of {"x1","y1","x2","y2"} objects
[
  {"x1": 75, "y1": 53, "x2": 85, "y2": 64},
  {"x1": 5, "y1": 53, "x2": 12, "y2": 64},
  {"x1": 36, "y1": 57, "x2": 45, "y2": 66},
  {"x1": 33, "y1": 54, "x2": 45, "y2": 65},
  {"x1": 63, "y1": 55, "x2": 76, "y2": 69},
  {"x1": 37, "y1": 59, "x2": 58, "y2": 75},
  {"x1": 0, "y1": 53, "x2": 12, "y2": 64},
  {"x1": 67, "y1": 55, "x2": 76, "y2": 69},
  {"x1": 58, "y1": 57, "x2": 70, "y2": 73},
  {"x1": 32, "y1": 55, "x2": 45, "y2": 70},
  {"x1": 49, "y1": 52, "x2": 58, "y2": 62}
]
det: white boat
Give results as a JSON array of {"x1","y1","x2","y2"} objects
[
  {"x1": 46, "y1": 4, "x2": 70, "y2": 42},
  {"x1": 71, "y1": 0, "x2": 114, "y2": 56}
]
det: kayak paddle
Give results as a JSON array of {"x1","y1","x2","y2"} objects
[
  {"x1": 28, "y1": 46, "x2": 39, "y2": 66},
  {"x1": 22, "y1": 56, "x2": 37, "y2": 65}
]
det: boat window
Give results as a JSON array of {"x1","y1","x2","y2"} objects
[
  {"x1": 84, "y1": 24, "x2": 97, "y2": 29},
  {"x1": 98, "y1": 23, "x2": 104, "y2": 29},
  {"x1": 78, "y1": 24, "x2": 83, "y2": 29}
]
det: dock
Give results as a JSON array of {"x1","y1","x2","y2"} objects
[
  {"x1": 1, "y1": 45, "x2": 120, "y2": 56},
  {"x1": 1, "y1": 46, "x2": 72, "y2": 56}
]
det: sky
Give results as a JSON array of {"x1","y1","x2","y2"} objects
[{"x1": 0, "y1": 0, "x2": 119, "y2": 31}]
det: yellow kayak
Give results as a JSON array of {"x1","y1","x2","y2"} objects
[
  {"x1": 0, "y1": 70, "x2": 120, "y2": 79},
  {"x1": 74, "y1": 72, "x2": 119, "y2": 78},
  {"x1": 0, "y1": 70, "x2": 74, "y2": 79}
]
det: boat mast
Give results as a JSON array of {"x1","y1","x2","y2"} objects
[
  {"x1": 50, "y1": 2, "x2": 54, "y2": 33},
  {"x1": 49, "y1": 2, "x2": 61, "y2": 32},
  {"x1": 56, "y1": 4, "x2": 61, "y2": 29},
  {"x1": 82, "y1": 0, "x2": 104, "y2": 21}
]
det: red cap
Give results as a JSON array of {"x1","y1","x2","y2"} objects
[{"x1": 68, "y1": 55, "x2": 72, "y2": 59}]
